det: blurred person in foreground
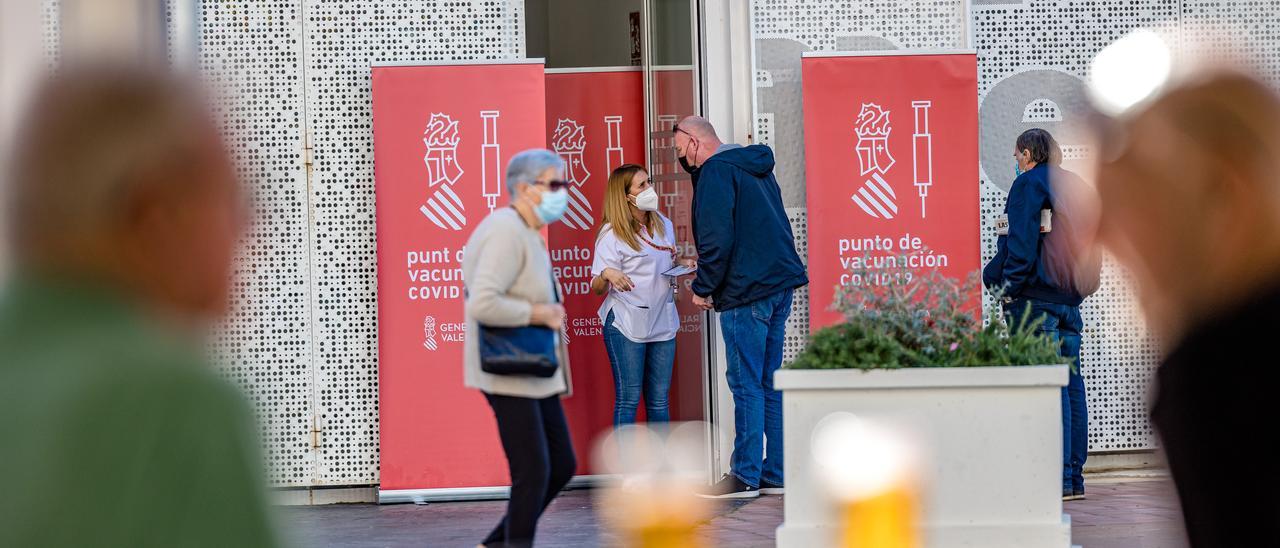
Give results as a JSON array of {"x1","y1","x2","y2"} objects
[
  {"x1": 673, "y1": 116, "x2": 808, "y2": 499},
  {"x1": 0, "y1": 67, "x2": 277, "y2": 546},
  {"x1": 984, "y1": 128, "x2": 1101, "y2": 502},
  {"x1": 463, "y1": 149, "x2": 576, "y2": 548},
  {"x1": 1094, "y1": 71, "x2": 1280, "y2": 546}
]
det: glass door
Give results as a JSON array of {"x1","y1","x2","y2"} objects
[
  {"x1": 640, "y1": 0, "x2": 708, "y2": 430},
  {"x1": 527, "y1": 0, "x2": 707, "y2": 474}
]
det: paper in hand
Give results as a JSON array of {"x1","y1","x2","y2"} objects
[{"x1": 662, "y1": 264, "x2": 697, "y2": 277}]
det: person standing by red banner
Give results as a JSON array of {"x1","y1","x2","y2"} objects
[
  {"x1": 590, "y1": 164, "x2": 695, "y2": 427},
  {"x1": 674, "y1": 116, "x2": 809, "y2": 500},
  {"x1": 983, "y1": 129, "x2": 1099, "y2": 502},
  {"x1": 462, "y1": 149, "x2": 577, "y2": 548}
]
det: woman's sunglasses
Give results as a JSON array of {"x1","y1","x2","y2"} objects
[{"x1": 535, "y1": 179, "x2": 570, "y2": 191}]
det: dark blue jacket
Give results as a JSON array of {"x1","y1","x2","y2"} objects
[
  {"x1": 983, "y1": 163, "x2": 1085, "y2": 306},
  {"x1": 691, "y1": 144, "x2": 808, "y2": 311}
]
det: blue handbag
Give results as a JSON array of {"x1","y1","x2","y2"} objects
[
  {"x1": 476, "y1": 273, "x2": 561, "y2": 378},
  {"x1": 479, "y1": 325, "x2": 559, "y2": 378}
]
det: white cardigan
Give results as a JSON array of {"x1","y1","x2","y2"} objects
[{"x1": 461, "y1": 208, "x2": 571, "y2": 398}]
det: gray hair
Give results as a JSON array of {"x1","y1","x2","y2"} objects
[
  {"x1": 676, "y1": 115, "x2": 719, "y2": 141},
  {"x1": 505, "y1": 148, "x2": 564, "y2": 196}
]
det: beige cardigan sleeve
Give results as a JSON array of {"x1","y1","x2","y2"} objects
[{"x1": 466, "y1": 224, "x2": 534, "y2": 327}]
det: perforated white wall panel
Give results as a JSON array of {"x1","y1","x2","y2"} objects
[
  {"x1": 198, "y1": 0, "x2": 527, "y2": 489},
  {"x1": 42, "y1": 0, "x2": 60, "y2": 62},
  {"x1": 198, "y1": 0, "x2": 317, "y2": 487},
  {"x1": 783, "y1": 208, "x2": 809, "y2": 364},
  {"x1": 301, "y1": 0, "x2": 525, "y2": 485},
  {"x1": 1181, "y1": 1, "x2": 1280, "y2": 87}
]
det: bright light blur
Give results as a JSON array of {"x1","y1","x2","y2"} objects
[
  {"x1": 811, "y1": 412, "x2": 916, "y2": 502},
  {"x1": 1088, "y1": 28, "x2": 1173, "y2": 116},
  {"x1": 593, "y1": 422, "x2": 713, "y2": 548},
  {"x1": 812, "y1": 413, "x2": 922, "y2": 548},
  {"x1": 593, "y1": 422, "x2": 709, "y2": 480}
]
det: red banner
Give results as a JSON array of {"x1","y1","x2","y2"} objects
[
  {"x1": 545, "y1": 68, "x2": 646, "y2": 471},
  {"x1": 373, "y1": 61, "x2": 546, "y2": 491},
  {"x1": 802, "y1": 53, "x2": 980, "y2": 330}
]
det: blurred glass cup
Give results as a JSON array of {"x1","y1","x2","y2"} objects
[
  {"x1": 812, "y1": 412, "x2": 923, "y2": 548},
  {"x1": 593, "y1": 422, "x2": 713, "y2": 548}
]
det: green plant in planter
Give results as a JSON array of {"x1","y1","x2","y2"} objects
[{"x1": 789, "y1": 254, "x2": 1064, "y2": 370}]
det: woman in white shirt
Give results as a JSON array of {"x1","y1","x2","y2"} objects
[{"x1": 591, "y1": 164, "x2": 695, "y2": 426}]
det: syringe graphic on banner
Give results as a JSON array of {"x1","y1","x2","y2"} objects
[
  {"x1": 422, "y1": 315, "x2": 438, "y2": 351},
  {"x1": 657, "y1": 114, "x2": 680, "y2": 213},
  {"x1": 605, "y1": 115, "x2": 625, "y2": 173},
  {"x1": 911, "y1": 101, "x2": 934, "y2": 218},
  {"x1": 420, "y1": 113, "x2": 466, "y2": 230},
  {"x1": 852, "y1": 102, "x2": 899, "y2": 220},
  {"x1": 551, "y1": 118, "x2": 593, "y2": 230},
  {"x1": 481, "y1": 110, "x2": 502, "y2": 212}
]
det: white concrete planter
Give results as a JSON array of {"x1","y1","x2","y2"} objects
[{"x1": 774, "y1": 365, "x2": 1071, "y2": 548}]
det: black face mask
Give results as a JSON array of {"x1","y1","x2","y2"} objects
[
  {"x1": 677, "y1": 138, "x2": 700, "y2": 176},
  {"x1": 678, "y1": 154, "x2": 699, "y2": 176}
]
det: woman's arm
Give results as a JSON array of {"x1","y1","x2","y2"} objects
[
  {"x1": 590, "y1": 268, "x2": 633, "y2": 295},
  {"x1": 590, "y1": 229, "x2": 633, "y2": 295},
  {"x1": 591, "y1": 273, "x2": 610, "y2": 295}
]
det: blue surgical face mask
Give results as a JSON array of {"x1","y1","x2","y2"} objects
[
  {"x1": 1014, "y1": 160, "x2": 1024, "y2": 178},
  {"x1": 534, "y1": 188, "x2": 569, "y2": 224}
]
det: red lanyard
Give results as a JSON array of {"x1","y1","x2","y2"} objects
[
  {"x1": 636, "y1": 225, "x2": 675, "y2": 254},
  {"x1": 637, "y1": 226, "x2": 680, "y2": 296}
]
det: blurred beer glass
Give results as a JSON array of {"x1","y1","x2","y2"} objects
[
  {"x1": 812, "y1": 412, "x2": 923, "y2": 548},
  {"x1": 593, "y1": 422, "x2": 713, "y2": 548}
]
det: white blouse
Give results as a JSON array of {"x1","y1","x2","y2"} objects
[{"x1": 591, "y1": 216, "x2": 680, "y2": 343}]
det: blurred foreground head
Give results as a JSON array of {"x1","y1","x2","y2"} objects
[
  {"x1": 1095, "y1": 71, "x2": 1280, "y2": 341},
  {"x1": 6, "y1": 66, "x2": 240, "y2": 320}
]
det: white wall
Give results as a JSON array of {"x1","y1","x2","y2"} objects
[{"x1": 0, "y1": 1, "x2": 55, "y2": 278}]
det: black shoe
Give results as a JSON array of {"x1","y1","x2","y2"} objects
[
  {"x1": 759, "y1": 479, "x2": 785, "y2": 495},
  {"x1": 696, "y1": 475, "x2": 759, "y2": 499},
  {"x1": 1062, "y1": 488, "x2": 1084, "y2": 501},
  {"x1": 1072, "y1": 489, "x2": 1086, "y2": 500}
]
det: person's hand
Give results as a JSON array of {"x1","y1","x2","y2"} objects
[
  {"x1": 531, "y1": 303, "x2": 566, "y2": 330},
  {"x1": 679, "y1": 258, "x2": 697, "y2": 269},
  {"x1": 692, "y1": 294, "x2": 713, "y2": 311},
  {"x1": 602, "y1": 268, "x2": 634, "y2": 292}
]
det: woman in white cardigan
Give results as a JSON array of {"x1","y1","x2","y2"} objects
[{"x1": 462, "y1": 149, "x2": 575, "y2": 548}]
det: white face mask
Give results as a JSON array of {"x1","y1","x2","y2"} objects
[{"x1": 633, "y1": 187, "x2": 660, "y2": 212}]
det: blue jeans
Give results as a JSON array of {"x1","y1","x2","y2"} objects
[
  {"x1": 1007, "y1": 298, "x2": 1087, "y2": 493},
  {"x1": 602, "y1": 310, "x2": 676, "y2": 426},
  {"x1": 719, "y1": 288, "x2": 793, "y2": 489}
]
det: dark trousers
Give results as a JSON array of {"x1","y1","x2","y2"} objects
[{"x1": 481, "y1": 393, "x2": 577, "y2": 548}]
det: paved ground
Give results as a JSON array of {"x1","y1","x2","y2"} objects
[
  {"x1": 282, "y1": 478, "x2": 1187, "y2": 547},
  {"x1": 1066, "y1": 478, "x2": 1188, "y2": 548}
]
